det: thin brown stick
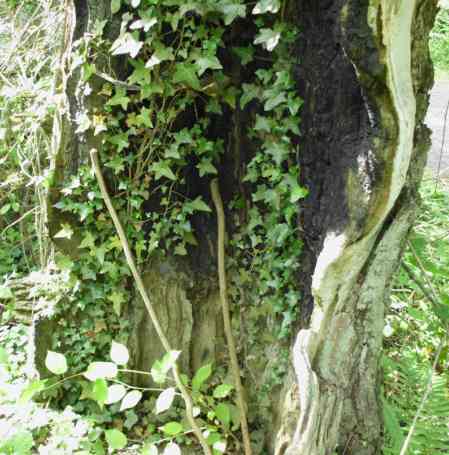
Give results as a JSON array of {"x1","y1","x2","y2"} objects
[
  {"x1": 210, "y1": 178, "x2": 252, "y2": 455},
  {"x1": 90, "y1": 149, "x2": 211, "y2": 455}
]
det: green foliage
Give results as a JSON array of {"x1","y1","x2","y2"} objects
[
  {"x1": 430, "y1": 8, "x2": 449, "y2": 72},
  {"x1": 384, "y1": 178, "x2": 449, "y2": 454}
]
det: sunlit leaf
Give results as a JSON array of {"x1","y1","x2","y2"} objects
[
  {"x1": 105, "y1": 429, "x2": 127, "y2": 450},
  {"x1": 84, "y1": 362, "x2": 118, "y2": 381},
  {"x1": 110, "y1": 341, "x2": 129, "y2": 365},
  {"x1": 155, "y1": 387, "x2": 176, "y2": 414},
  {"x1": 213, "y1": 384, "x2": 234, "y2": 399},
  {"x1": 45, "y1": 351, "x2": 68, "y2": 375},
  {"x1": 105, "y1": 384, "x2": 127, "y2": 405},
  {"x1": 160, "y1": 422, "x2": 183, "y2": 436},
  {"x1": 120, "y1": 390, "x2": 142, "y2": 411},
  {"x1": 192, "y1": 363, "x2": 212, "y2": 391}
]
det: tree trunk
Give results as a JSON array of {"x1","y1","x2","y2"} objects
[
  {"x1": 43, "y1": 0, "x2": 437, "y2": 454},
  {"x1": 274, "y1": 1, "x2": 437, "y2": 454}
]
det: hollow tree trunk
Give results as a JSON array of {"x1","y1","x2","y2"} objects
[
  {"x1": 44, "y1": 0, "x2": 437, "y2": 454},
  {"x1": 274, "y1": 1, "x2": 437, "y2": 454}
]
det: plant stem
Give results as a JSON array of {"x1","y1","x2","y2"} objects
[
  {"x1": 90, "y1": 149, "x2": 211, "y2": 455},
  {"x1": 210, "y1": 178, "x2": 253, "y2": 455}
]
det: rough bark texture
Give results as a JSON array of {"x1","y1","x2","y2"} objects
[{"x1": 273, "y1": 1, "x2": 437, "y2": 454}]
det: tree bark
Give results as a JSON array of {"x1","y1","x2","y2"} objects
[
  {"x1": 274, "y1": 1, "x2": 437, "y2": 454},
  {"x1": 44, "y1": 1, "x2": 438, "y2": 454}
]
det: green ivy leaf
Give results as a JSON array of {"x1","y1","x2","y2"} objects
[
  {"x1": 160, "y1": 422, "x2": 183, "y2": 436},
  {"x1": 146, "y1": 46, "x2": 175, "y2": 69},
  {"x1": 54, "y1": 223, "x2": 74, "y2": 240},
  {"x1": 108, "y1": 87, "x2": 131, "y2": 111},
  {"x1": 45, "y1": 351, "x2": 68, "y2": 375},
  {"x1": 197, "y1": 158, "x2": 217, "y2": 177},
  {"x1": 252, "y1": 0, "x2": 280, "y2": 14},
  {"x1": 105, "y1": 429, "x2": 127, "y2": 450},
  {"x1": 254, "y1": 28, "x2": 281, "y2": 52},
  {"x1": 184, "y1": 196, "x2": 211, "y2": 213},
  {"x1": 264, "y1": 92, "x2": 286, "y2": 111},
  {"x1": 232, "y1": 46, "x2": 254, "y2": 65},
  {"x1": 219, "y1": 3, "x2": 247, "y2": 25},
  {"x1": 172, "y1": 63, "x2": 201, "y2": 90},
  {"x1": 111, "y1": 33, "x2": 143, "y2": 58},
  {"x1": 192, "y1": 363, "x2": 212, "y2": 391},
  {"x1": 152, "y1": 161, "x2": 177, "y2": 181},
  {"x1": 195, "y1": 55, "x2": 223, "y2": 76}
]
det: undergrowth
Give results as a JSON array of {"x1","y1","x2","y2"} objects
[{"x1": 383, "y1": 177, "x2": 449, "y2": 455}]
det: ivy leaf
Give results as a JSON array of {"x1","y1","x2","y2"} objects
[
  {"x1": 213, "y1": 384, "x2": 234, "y2": 399},
  {"x1": 106, "y1": 384, "x2": 127, "y2": 405},
  {"x1": 252, "y1": 0, "x2": 280, "y2": 14},
  {"x1": 84, "y1": 362, "x2": 118, "y2": 381},
  {"x1": 184, "y1": 197, "x2": 211, "y2": 213},
  {"x1": 219, "y1": 3, "x2": 247, "y2": 25},
  {"x1": 146, "y1": 46, "x2": 174, "y2": 69},
  {"x1": 151, "y1": 351, "x2": 180, "y2": 384},
  {"x1": 155, "y1": 387, "x2": 176, "y2": 414},
  {"x1": 45, "y1": 351, "x2": 68, "y2": 375},
  {"x1": 290, "y1": 184, "x2": 308, "y2": 203},
  {"x1": 264, "y1": 92, "x2": 286, "y2": 111},
  {"x1": 110, "y1": 341, "x2": 129, "y2": 365},
  {"x1": 196, "y1": 158, "x2": 217, "y2": 177},
  {"x1": 152, "y1": 161, "x2": 177, "y2": 181},
  {"x1": 195, "y1": 55, "x2": 223, "y2": 76},
  {"x1": 192, "y1": 363, "x2": 212, "y2": 391},
  {"x1": 130, "y1": 17, "x2": 157, "y2": 32},
  {"x1": 254, "y1": 115, "x2": 271, "y2": 132},
  {"x1": 163, "y1": 442, "x2": 181, "y2": 455},
  {"x1": 254, "y1": 28, "x2": 281, "y2": 52},
  {"x1": 172, "y1": 63, "x2": 201, "y2": 90},
  {"x1": 54, "y1": 224, "x2": 74, "y2": 240},
  {"x1": 160, "y1": 422, "x2": 183, "y2": 436},
  {"x1": 108, "y1": 291, "x2": 126, "y2": 316},
  {"x1": 108, "y1": 87, "x2": 130, "y2": 111},
  {"x1": 240, "y1": 83, "x2": 260, "y2": 109},
  {"x1": 120, "y1": 390, "x2": 142, "y2": 411},
  {"x1": 105, "y1": 429, "x2": 127, "y2": 450},
  {"x1": 232, "y1": 46, "x2": 254, "y2": 65},
  {"x1": 92, "y1": 379, "x2": 108, "y2": 408},
  {"x1": 111, "y1": 0, "x2": 121, "y2": 14},
  {"x1": 111, "y1": 33, "x2": 143, "y2": 58}
]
